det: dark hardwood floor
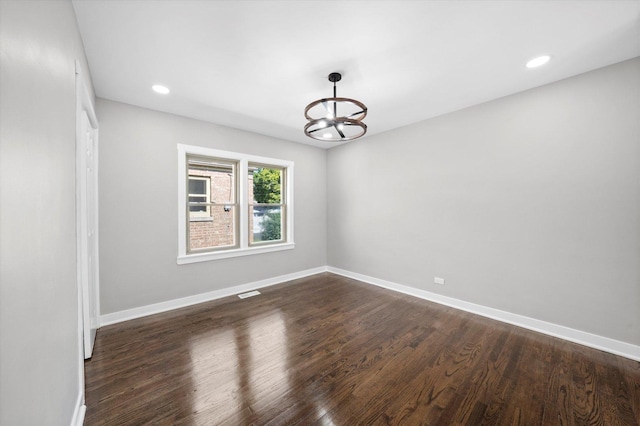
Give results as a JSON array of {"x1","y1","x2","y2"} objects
[{"x1": 84, "y1": 273, "x2": 640, "y2": 425}]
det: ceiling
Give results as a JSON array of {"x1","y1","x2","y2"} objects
[{"x1": 72, "y1": 0, "x2": 640, "y2": 149}]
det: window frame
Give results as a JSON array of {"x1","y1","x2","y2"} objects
[{"x1": 177, "y1": 144, "x2": 294, "y2": 264}]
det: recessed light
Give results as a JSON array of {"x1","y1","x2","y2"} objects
[
  {"x1": 152, "y1": 84, "x2": 170, "y2": 94},
  {"x1": 323, "y1": 133, "x2": 332, "y2": 138},
  {"x1": 526, "y1": 55, "x2": 551, "y2": 69}
]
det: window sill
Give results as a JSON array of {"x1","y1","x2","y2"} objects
[
  {"x1": 177, "y1": 242, "x2": 295, "y2": 264},
  {"x1": 189, "y1": 217, "x2": 214, "y2": 222}
]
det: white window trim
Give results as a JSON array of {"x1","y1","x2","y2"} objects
[{"x1": 177, "y1": 144, "x2": 294, "y2": 264}]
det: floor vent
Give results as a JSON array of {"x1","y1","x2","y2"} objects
[{"x1": 238, "y1": 290, "x2": 261, "y2": 299}]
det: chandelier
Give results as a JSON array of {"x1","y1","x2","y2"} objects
[{"x1": 304, "y1": 72, "x2": 367, "y2": 142}]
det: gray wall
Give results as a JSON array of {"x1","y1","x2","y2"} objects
[
  {"x1": 0, "y1": 0, "x2": 95, "y2": 424},
  {"x1": 97, "y1": 99, "x2": 327, "y2": 314},
  {"x1": 328, "y1": 58, "x2": 640, "y2": 346}
]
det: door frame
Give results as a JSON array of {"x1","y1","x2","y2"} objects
[{"x1": 75, "y1": 59, "x2": 99, "y2": 415}]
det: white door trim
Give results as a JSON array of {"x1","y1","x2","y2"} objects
[
  {"x1": 76, "y1": 60, "x2": 100, "y2": 357},
  {"x1": 74, "y1": 59, "x2": 99, "y2": 424}
]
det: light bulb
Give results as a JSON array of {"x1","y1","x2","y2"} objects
[
  {"x1": 526, "y1": 55, "x2": 551, "y2": 68},
  {"x1": 152, "y1": 84, "x2": 170, "y2": 94}
]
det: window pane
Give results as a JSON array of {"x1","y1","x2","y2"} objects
[
  {"x1": 189, "y1": 205, "x2": 236, "y2": 251},
  {"x1": 187, "y1": 156, "x2": 238, "y2": 251},
  {"x1": 249, "y1": 166, "x2": 282, "y2": 204},
  {"x1": 188, "y1": 193, "x2": 209, "y2": 215},
  {"x1": 250, "y1": 205, "x2": 282, "y2": 243},
  {"x1": 189, "y1": 178, "x2": 206, "y2": 195}
]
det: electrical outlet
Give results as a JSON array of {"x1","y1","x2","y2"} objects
[{"x1": 434, "y1": 277, "x2": 445, "y2": 285}]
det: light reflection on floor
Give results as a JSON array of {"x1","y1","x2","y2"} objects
[
  {"x1": 315, "y1": 403, "x2": 337, "y2": 426},
  {"x1": 188, "y1": 310, "x2": 288, "y2": 422}
]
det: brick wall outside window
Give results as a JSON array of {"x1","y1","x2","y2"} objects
[{"x1": 188, "y1": 170, "x2": 254, "y2": 250}]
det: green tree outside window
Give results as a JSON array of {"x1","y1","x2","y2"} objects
[{"x1": 253, "y1": 168, "x2": 282, "y2": 241}]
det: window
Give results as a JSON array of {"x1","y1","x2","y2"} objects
[
  {"x1": 249, "y1": 165, "x2": 285, "y2": 244},
  {"x1": 177, "y1": 144, "x2": 294, "y2": 264},
  {"x1": 188, "y1": 176, "x2": 211, "y2": 218},
  {"x1": 186, "y1": 156, "x2": 237, "y2": 251}
]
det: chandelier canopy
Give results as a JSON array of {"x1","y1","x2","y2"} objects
[{"x1": 304, "y1": 72, "x2": 367, "y2": 142}]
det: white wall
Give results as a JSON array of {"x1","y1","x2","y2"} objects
[
  {"x1": 328, "y1": 58, "x2": 640, "y2": 346},
  {"x1": 0, "y1": 0, "x2": 95, "y2": 424},
  {"x1": 97, "y1": 99, "x2": 327, "y2": 314}
]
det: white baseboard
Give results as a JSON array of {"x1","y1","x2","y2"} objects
[
  {"x1": 99, "y1": 266, "x2": 327, "y2": 327},
  {"x1": 70, "y1": 391, "x2": 86, "y2": 426},
  {"x1": 98, "y1": 265, "x2": 639, "y2": 362},
  {"x1": 328, "y1": 267, "x2": 640, "y2": 362}
]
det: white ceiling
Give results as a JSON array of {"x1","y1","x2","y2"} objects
[{"x1": 72, "y1": 0, "x2": 640, "y2": 149}]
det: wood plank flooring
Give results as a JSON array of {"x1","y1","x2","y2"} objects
[{"x1": 84, "y1": 273, "x2": 640, "y2": 425}]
